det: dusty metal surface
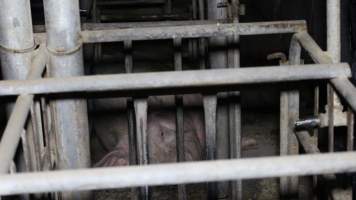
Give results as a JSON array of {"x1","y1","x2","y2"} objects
[
  {"x1": 0, "y1": 64, "x2": 350, "y2": 96},
  {"x1": 0, "y1": 1, "x2": 356, "y2": 199}
]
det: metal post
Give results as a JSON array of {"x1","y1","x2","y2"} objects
[
  {"x1": 134, "y1": 99, "x2": 150, "y2": 200},
  {"x1": 43, "y1": 0, "x2": 91, "y2": 199},
  {"x1": 124, "y1": 40, "x2": 139, "y2": 200},
  {"x1": 228, "y1": 0, "x2": 242, "y2": 199},
  {"x1": 0, "y1": 3, "x2": 37, "y2": 199},
  {"x1": 280, "y1": 34, "x2": 301, "y2": 197},
  {"x1": 327, "y1": 0, "x2": 343, "y2": 152},
  {"x1": 207, "y1": 0, "x2": 229, "y2": 198},
  {"x1": 173, "y1": 37, "x2": 187, "y2": 200}
]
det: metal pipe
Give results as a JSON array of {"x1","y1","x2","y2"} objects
[
  {"x1": 327, "y1": 0, "x2": 342, "y2": 152},
  {"x1": 173, "y1": 37, "x2": 187, "y2": 200},
  {"x1": 1, "y1": 152, "x2": 356, "y2": 196},
  {"x1": 81, "y1": 21, "x2": 306, "y2": 43},
  {"x1": 0, "y1": 64, "x2": 350, "y2": 96},
  {"x1": 203, "y1": 95, "x2": 218, "y2": 199},
  {"x1": 280, "y1": 34, "x2": 301, "y2": 196},
  {"x1": 124, "y1": 40, "x2": 140, "y2": 200},
  {"x1": 228, "y1": 1, "x2": 242, "y2": 199},
  {"x1": 134, "y1": 99, "x2": 150, "y2": 200},
  {"x1": 0, "y1": 0, "x2": 36, "y2": 177},
  {"x1": 330, "y1": 78, "x2": 356, "y2": 113},
  {"x1": 43, "y1": 0, "x2": 91, "y2": 199},
  {"x1": 0, "y1": 0, "x2": 34, "y2": 79},
  {"x1": 294, "y1": 32, "x2": 356, "y2": 115},
  {"x1": 0, "y1": 48, "x2": 47, "y2": 174}
]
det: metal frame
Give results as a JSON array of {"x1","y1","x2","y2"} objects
[{"x1": 0, "y1": 1, "x2": 355, "y2": 199}]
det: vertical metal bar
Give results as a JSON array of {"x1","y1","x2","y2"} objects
[
  {"x1": 207, "y1": 0, "x2": 229, "y2": 199},
  {"x1": 228, "y1": 0, "x2": 242, "y2": 199},
  {"x1": 327, "y1": 0, "x2": 342, "y2": 152},
  {"x1": 124, "y1": 40, "x2": 139, "y2": 200},
  {"x1": 0, "y1": 0, "x2": 35, "y2": 185},
  {"x1": 347, "y1": 110, "x2": 354, "y2": 151},
  {"x1": 165, "y1": 0, "x2": 172, "y2": 14},
  {"x1": 43, "y1": 0, "x2": 91, "y2": 199},
  {"x1": 124, "y1": 40, "x2": 136, "y2": 165},
  {"x1": 134, "y1": 99, "x2": 150, "y2": 200},
  {"x1": 280, "y1": 36, "x2": 301, "y2": 197},
  {"x1": 174, "y1": 37, "x2": 187, "y2": 200},
  {"x1": 203, "y1": 95, "x2": 218, "y2": 200}
]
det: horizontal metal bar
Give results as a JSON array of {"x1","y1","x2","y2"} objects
[
  {"x1": 1, "y1": 152, "x2": 356, "y2": 196},
  {"x1": 33, "y1": 20, "x2": 218, "y2": 33},
  {"x1": 81, "y1": 20, "x2": 307, "y2": 43},
  {"x1": 0, "y1": 64, "x2": 349, "y2": 97},
  {"x1": 97, "y1": 0, "x2": 165, "y2": 6},
  {"x1": 0, "y1": 48, "x2": 47, "y2": 173}
]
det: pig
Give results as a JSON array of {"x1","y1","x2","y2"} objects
[{"x1": 94, "y1": 108, "x2": 257, "y2": 167}]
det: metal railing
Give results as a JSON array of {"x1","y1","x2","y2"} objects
[{"x1": 0, "y1": 0, "x2": 354, "y2": 199}]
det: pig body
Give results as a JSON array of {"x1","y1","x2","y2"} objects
[
  {"x1": 95, "y1": 109, "x2": 205, "y2": 167},
  {"x1": 94, "y1": 108, "x2": 256, "y2": 167}
]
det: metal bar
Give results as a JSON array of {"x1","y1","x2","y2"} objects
[
  {"x1": 296, "y1": 131, "x2": 321, "y2": 154},
  {"x1": 124, "y1": 40, "x2": 139, "y2": 200},
  {"x1": 173, "y1": 37, "x2": 187, "y2": 200},
  {"x1": 134, "y1": 99, "x2": 150, "y2": 200},
  {"x1": 330, "y1": 78, "x2": 356, "y2": 113},
  {"x1": 43, "y1": 1, "x2": 91, "y2": 199},
  {"x1": 0, "y1": 0, "x2": 35, "y2": 182},
  {"x1": 280, "y1": 34, "x2": 301, "y2": 197},
  {"x1": 228, "y1": 1, "x2": 242, "y2": 199},
  {"x1": 294, "y1": 32, "x2": 356, "y2": 115},
  {"x1": 80, "y1": 21, "x2": 307, "y2": 43},
  {"x1": 0, "y1": 48, "x2": 47, "y2": 174},
  {"x1": 203, "y1": 95, "x2": 218, "y2": 199},
  {"x1": 1, "y1": 152, "x2": 356, "y2": 196},
  {"x1": 207, "y1": 1, "x2": 230, "y2": 199},
  {"x1": 0, "y1": 0, "x2": 34, "y2": 79},
  {"x1": 347, "y1": 110, "x2": 354, "y2": 151},
  {"x1": 327, "y1": 0, "x2": 342, "y2": 152},
  {"x1": 0, "y1": 64, "x2": 349, "y2": 97},
  {"x1": 33, "y1": 19, "x2": 280, "y2": 34},
  {"x1": 295, "y1": 131, "x2": 337, "y2": 191}
]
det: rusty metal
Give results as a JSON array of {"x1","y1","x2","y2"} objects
[{"x1": 80, "y1": 21, "x2": 307, "y2": 43}]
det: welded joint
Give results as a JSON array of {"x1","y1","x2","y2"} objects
[
  {"x1": 46, "y1": 38, "x2": 83, "y2": 56},
  {"x1": 0, "y1": 41, "x2": 38, "y2": 54}
]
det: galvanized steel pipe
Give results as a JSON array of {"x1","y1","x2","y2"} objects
[
  {"x1": 43, "y1": 0, "x2": 91, "y2": 199},
  {"x1": 1, "y1": 152, "x2": 356, "y2": 196},
  {"x1": 0, "y1": 48, "x2": 47, "y2": 174},
  {"x1": 0, "y1": 64, "x2": 350, "y2": 97},
  {"x1": 81, "y1": 21, "x2": 306, "y2": 43}
]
